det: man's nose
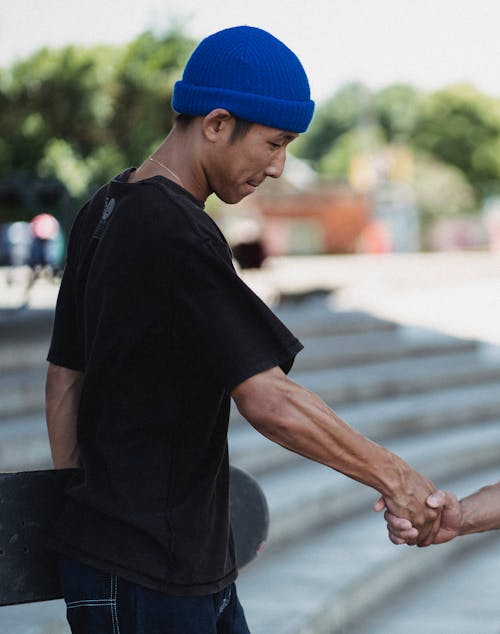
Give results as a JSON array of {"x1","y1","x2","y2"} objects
[{"x1": 266, "y1": 147, "x2": 287, "y2": 179}]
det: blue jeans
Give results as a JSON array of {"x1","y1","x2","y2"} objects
[{"x1": 58, "y1": 557, "x2": 251, "y2": 633}]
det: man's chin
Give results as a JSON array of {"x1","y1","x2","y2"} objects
[{"x1": 218, "y1": 189, "x2": 254, "y2": 205}]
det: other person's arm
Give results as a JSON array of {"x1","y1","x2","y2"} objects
[
  {"x1": 45, "y1": 362, "x2": 84, "y2": 469},
  {"x1": 232, "y1": 366, "x2": 441, "y2": 545}
]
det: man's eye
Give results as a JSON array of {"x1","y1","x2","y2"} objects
[{"x1": 269, "y1": 143, "x2": 280, "y2": 150}]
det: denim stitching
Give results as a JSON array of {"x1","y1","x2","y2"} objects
[
  {"x1": 218, "y1": 586, "x2": 232, "y2": 616},
  {"x1": 111, "y1": 575, "x2": 120, "y2": 634},
  {"x1": 64, "y1": 569, "x2": 120, "y2": 634},
  {"x1": 67, "y1": 599, "x2": 113, "y2": 608}
]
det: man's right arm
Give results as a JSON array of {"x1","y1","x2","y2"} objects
[
  {"x1": 231, "y1": 365, "x2": 441, "y2": 545},
  {"x1": 45, "y1": 362, "x2": 84, "y2": 469}
]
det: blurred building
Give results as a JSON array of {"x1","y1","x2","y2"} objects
[
  {"x1": 217, "y1": 152, "x2": 420, "y2": 266},
  {"x1": 255, "y1": 184, "x2": 371, "y2": 256}
]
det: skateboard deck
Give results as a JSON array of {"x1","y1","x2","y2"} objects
[{"x1": 0, "y1": 465, "x2": 268, "y2": 606}]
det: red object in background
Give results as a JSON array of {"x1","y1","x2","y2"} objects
[{"x1": 30, "y1": 214, "x2": 59, "y2": 240}]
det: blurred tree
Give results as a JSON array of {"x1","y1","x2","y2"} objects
[
  {"x1": 411, "y1": 84, "x2": 500, "y2": 196},
  {"x1": 292, "y1": 82, "x2": 374, "y2": 164},
  {"x1": 110, "y1": 29, "x2": 194, "y2": 165},
  {"x1": 293, "y1": 82, "x2": 422, "y2": 165},
  {"x1": 317, "y1": 125, "x2": 385, "y2": 181},
  {"x1": 0, "y1": 44, "x2": 120, "y2": 172},
  {"x1": 0, "y1": 28, "x2": 194, "y2": 223},
  {"x1": 374, "y1": 84, "x2": 421, "y2": 142},
  {"x1": 413, "y1": 151, "x2": 477, "y2": 222}
]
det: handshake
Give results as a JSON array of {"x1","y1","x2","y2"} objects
[{"x1": 374, "y1": 479, "x2": 500, "y2": 546}]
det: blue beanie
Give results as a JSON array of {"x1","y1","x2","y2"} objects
[{"x1": 172, "y1": 26, "x2": 315, "y2": 133}]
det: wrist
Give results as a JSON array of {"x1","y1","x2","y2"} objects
[
  {"x1": 372, "y1": 451, "x2": 411, "y2": 498},
  {"x1": 458, "y1": 498, "x2": 473, "y2": 535}
]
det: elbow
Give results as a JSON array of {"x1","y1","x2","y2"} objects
[
  {"x1": 232, "y1": 367, "x2": 298, "y2": 439},
  {"x1": 46, "y1": 363, "x2": 84, "y2": 400}
]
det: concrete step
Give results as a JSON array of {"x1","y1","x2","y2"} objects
[
  {"x1": 0, "y1": 308, "x2": 54, "y2": 341},
  {"x1": 274, "y1": 307, "x2": 397, "y2": 338},
  {"x1": 349, "y1": 533, "x2": 500, "y2": 634},
  {"x1": 237, "y1": 465, "x2": 500, "y2": 634},
  {"x1": 292, "y1": 346, "x2": 500, "y2": 405},
  {"x1": 229, "y1": 381, "x2": 500, "y2": 476},
  {"x1": 241, "y1": 419, "x2": 500, "y2": 553},
  {"x1": 0, "y1": 599, "x2": 68, "y2": 634},
  {"x1": 294, "y1": 326, "x2": 478, "y2": 372},
  {"x1": 228, "y1": 345, "x2": 500, "y2": 431},
  {"x1": 0, "y1": 338, "x2": 49, "y2": 373},
  {"x1": 0, "y1": 414, "x2": 52, "y2": 471},
  {"x1": 0, "y1": 367, "x2": 45, "y2": 421}
]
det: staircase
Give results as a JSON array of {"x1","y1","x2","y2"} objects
[{"x1": 1, "y1": 298, "x2": 500, "y2": 633}]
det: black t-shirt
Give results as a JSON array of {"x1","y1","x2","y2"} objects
[{"x1": 47, "y1": 169, "x2": 302, "y2": 595}]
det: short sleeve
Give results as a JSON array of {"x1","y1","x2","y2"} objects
[
  {"x1": 167, "y1": 237, "x2": 303, "y2": 391},
  {"x1": 47, "y1": 263, "x2": 85, "y2": 371}
]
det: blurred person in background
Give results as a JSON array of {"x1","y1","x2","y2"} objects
[{"x1": 29, "y1": 212, "x2": 64, "y2": 273}]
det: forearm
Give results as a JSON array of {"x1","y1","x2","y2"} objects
[
  {"x1": 459, "y1": 483, "x2": 500, "y2": 535},
  {"x1": 233, "y1": 368, "x2": 432, "y2": 501},
  {"x1": 45, "y1": 363, "x2": 84, "y2": 469},
  {"x1": 249, "y1": 382, "x2": 407, "y2": 495}
]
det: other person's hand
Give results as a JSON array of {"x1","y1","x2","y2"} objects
[{"x1": 374, "y1": 489, "x2": 462, "y2": 546}]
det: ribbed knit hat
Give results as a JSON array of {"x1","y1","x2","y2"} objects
[{"x1": 172, "y1": 26, "x2": 315, "y2": 133}]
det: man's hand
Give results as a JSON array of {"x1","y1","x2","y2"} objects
[
  {"x1": 379, "y1": 469, "x2": 442, "y2": 547},
  {"x1": 374, "y1": 489, "x2": 462, "y2": 546}
]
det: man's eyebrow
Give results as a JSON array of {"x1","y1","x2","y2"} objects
[{"x1": 276, "y1": 132, "x2": 299, "y2": 142}]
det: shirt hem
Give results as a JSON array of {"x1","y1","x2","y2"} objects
[{"x1": 48, "y1": 540, "x2": 238, "y2": 597}]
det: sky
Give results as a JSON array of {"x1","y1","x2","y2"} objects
[{"x1": 1, "y1": 0, "x2": 500, "y2": 104}]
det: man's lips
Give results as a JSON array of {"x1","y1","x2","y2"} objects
[{"x1": 247, "y1": 179, "x2": 263, "y2": 188}]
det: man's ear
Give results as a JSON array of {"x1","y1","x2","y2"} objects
[{"x1": 202, "y1": 109, "x2": 232, "y2": 142}]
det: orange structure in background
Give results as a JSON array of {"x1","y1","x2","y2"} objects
[{"x1": 254, "y1": 185, "x2": 371, "y2": 255}]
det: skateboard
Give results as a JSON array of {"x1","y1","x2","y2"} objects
[{"x1": 0, "y1": 465, "x2": 268, "y2": 606}]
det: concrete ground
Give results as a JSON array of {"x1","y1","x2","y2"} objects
[{"x1": 244, "y1": 251, "x2": 500, "y2": 347}]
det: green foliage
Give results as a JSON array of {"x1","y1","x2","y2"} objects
[
  {"x1": 317, "y1": 125, "x2": 385, "y2": 180},
  {"x1": 0, "y1": 28, "x2": 194, "y2": 218},
  {"x1": 3, "y1": 30, "x2": 500, "y2": 230},
  {"x1": 293, "y1": 82, "x2": 374, "y2": 163},
  {"x1": 109, "y1": 29, "x2": 194, "y2": 164},
  {"x1": 411, "y1": 84, "x2": 500, "y2": 194},
  {"x1": 38, "y1": 139, "x2": 91, "y2": 197},
  {"x1": 293, "y1": 80, "x2": 500, "y2": 214},
  {"x1": 374, "y1": 84, "x2": 421, "y2": 142},
  {"x1": 413, "y1": 151, "x2": 477, "y2": 221}
]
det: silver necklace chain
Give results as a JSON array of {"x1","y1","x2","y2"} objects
[{"x1": 148, "y1": 156, "x2": 184, "y2": 187}]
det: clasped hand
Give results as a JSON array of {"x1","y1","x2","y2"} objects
[
  {"x1": 375, "y1": 469, "x2": 443, "y2": 547},
  {"x1": 374, "y1": 489, "x2": 462, "y2": 546}
]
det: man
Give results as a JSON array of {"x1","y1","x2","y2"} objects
[
  {"x1": 379, "y1": 483, "x2": 500, "y2": 545},
  {"x1": 46, "y1": 25, "x2": 441, "y2": 633}
]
